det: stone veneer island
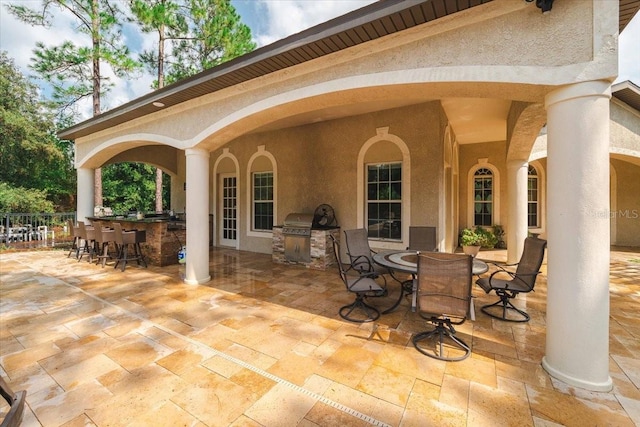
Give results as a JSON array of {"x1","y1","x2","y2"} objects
[{"x1": 88, "y1": 216, "x2": 186, "y2": 267}]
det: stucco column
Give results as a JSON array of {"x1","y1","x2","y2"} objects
[
  {"x1": 542, "y1": 81, "x2": 612, "y2": 391},
  {"x1": 184, "y1": 148, "x2": 211, "y2": 285},
  {"x1": 77, "y1": 167, "x2": 95, "y2": 223},
  {"x1": 506, "y1": 159, "x2": 529, "y2": 263}
]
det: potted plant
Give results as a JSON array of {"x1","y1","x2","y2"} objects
[
  {"x1": 475, "y1": 226, "x2": 498, "y2": 249},
  {"x1": 493, "y1": 224, "x2": 506, "y2": 249},
  {"x1": 460, "y1": 227, "x2": 482, "y2": 257}
]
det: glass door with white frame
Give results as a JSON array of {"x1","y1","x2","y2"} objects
[{"x1": 219, "y1": 174, "x2": 237, "y2": 247}]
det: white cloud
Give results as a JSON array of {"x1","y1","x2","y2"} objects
[
  {"x1": 617, "y1": 12, "x2": 640, "y2": 85},
  {"x1": 252, "y1": 0, "x2": 376, "y2": 46}
]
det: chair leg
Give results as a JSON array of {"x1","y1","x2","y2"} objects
[
  {"x1": 135, "y1": 243, "x2": 147, "y2": 268},
  {"x1": 115, "y1": 244, "x2": 128, "y2": 271},
  {"x1": 481, "y1": 293, "x2": 530, "y2": 322},
  {"x1": 339, "y1": 294, "x2": 380, "y2": 323},
  {"x1": 412, "y1": 320, "x2": 470, "y2": 361},
  {"x1": 67, "y1": 236, "x2": 79, "y2": 258}
]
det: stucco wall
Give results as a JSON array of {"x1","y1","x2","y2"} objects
[
  {"x1": 611, "y1": 100, "x2": 640, "y2": 158},
  {"x1": 209, "y1": 101, "x2": 443, "y2": 254},
  {"x1": 73, "y1": 0, "x2": 615, "y2": 169},
  {"x1": 611, "y1": 158, "x2": 640, "y2": 246}
]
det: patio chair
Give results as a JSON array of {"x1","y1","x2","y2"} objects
[
  {"x1": 0, "y1": 376, "x2": 26, "y2": 427},
  {"x1": 94, "y1": 226, "x2": 117, "y2": 268},
  {"x1": 407, "y1": 226, "x2": 437, "y2": 252},
  {"x1": 412, "y1": 252, "x2": 473, "y2": 361},
  {"x1": 66, "y1": 219, "x2": 81, "y2": 258},
  {"x1": 475, "y1": 237, "x2": 547, "y2": 322},
  {"x1": 330, "y1": 234, "x2": 387, "y2": 323},
  {"x1": 113, "y1": 223, "x2": 147, "y2": 271},
  {"x1": 77, "y1": 221, "x2": 97, "y2": 263},
  {"x1": 343, "y1": 228, "x2": 388, "y2": 276}
]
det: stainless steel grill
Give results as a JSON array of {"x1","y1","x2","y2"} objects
[{"x1": 283, "y1": 213, "x2": 314, "y2": 263}]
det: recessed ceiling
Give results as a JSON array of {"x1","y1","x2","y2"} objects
[{"x1": 440, "y1": 98, "x2": 512, "y2": 144}]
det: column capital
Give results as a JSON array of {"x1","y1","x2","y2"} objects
[
  {"x1": 507, "y1": 158, "x2": 528, "y2": 169},
  {"x1": 185, "y1": 147, "x2": 210, "y2": 158},
  {"x1": 545, "y1": 80, "x2": 611, "y2": 108}
]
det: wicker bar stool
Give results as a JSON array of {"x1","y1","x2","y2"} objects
[
  {"x1": 66, "y1": 219, "x2": 81, "y2": 259},
  {"x1": 113, "y1": 223, "x2": 147, "y2": 271},
  {"x1": 77, "y1": 221, "x2": 97, "y2": 263},
  {"x1": 95, "y1": 226, "x2": 118, "y2": 268}
]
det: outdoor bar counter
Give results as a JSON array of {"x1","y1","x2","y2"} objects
[{"x1": 88, "y1": 216, "x2": 186, "y2": 266}]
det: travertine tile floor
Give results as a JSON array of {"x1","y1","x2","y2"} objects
[{"x1": 0, "y1": 247, "x2": 638, "y2": 426}]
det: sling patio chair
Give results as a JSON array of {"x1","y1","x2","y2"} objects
[
  {"x1": 343, "y1": 228, "x2": 389, "y2": 277},
  {"x1": 407, "y1": 226, "x2": 437, "y2": 252},
  {"x1": 412, "y1": 252, "x2": 473, "y2": 361},
  {"x1": 330, "y1": 234, "x2": 387, "y2": 323},
  {"x1": 475, "y1": 237, "x2": 547, "y2": 322}
]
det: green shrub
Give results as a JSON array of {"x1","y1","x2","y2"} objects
[{"x1": 0, "y1": 182, "x2": 54, "y2": 213}]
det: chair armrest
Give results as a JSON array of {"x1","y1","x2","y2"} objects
[
  {"x1": 348, "y1": 254, "x2": 374, "y2": 273},
  {"x1": 488, "y1": 269, "x2": 541, "y2": 292}
]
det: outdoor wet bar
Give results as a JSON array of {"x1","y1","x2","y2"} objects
[{"x1": 88, "y1": 215, "x2": 186, "y2": 266}]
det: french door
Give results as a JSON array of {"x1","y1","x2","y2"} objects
[{"x1": 219, "y1": 174, "x2": 237, "y2": 247}]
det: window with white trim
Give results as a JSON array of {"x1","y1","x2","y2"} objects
[
  {"x1": 252, "y1": 171, "x2": 273, "y2": 231},
  {"x1": 528, "y1": 165, "x2": 539, "y2": 228},
  {"x1": 473, "y1": 168, "x2": 493, "y2": 226},
  {"x1": 366, "y1": 162, "x2": 402, "y2": 240}
]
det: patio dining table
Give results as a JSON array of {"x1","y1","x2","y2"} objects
[{"x1": 373, "y1": 250, "x2": 488, "y2": 320}]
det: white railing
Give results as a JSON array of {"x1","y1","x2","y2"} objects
[{"x1": 1, "y1": 212, "x2": 76, "y2": 247}]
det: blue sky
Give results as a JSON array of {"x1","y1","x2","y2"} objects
[{"x1": 0, "y1": 0, "x2": 638, "y2": 119}]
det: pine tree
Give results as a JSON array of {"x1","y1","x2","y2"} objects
[{"x1": 7, "y1": 0, "x2": 140, "y2": 207}]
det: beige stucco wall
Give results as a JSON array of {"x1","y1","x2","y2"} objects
[
  {"x1": 209, "y1": 102, "x2": 443, "y2": 254},
  {"x1": 611, "y1": 158, "x2": 640, "y2": 246},
  {"x1": 610, "y1": 99, "x2": 640, "y2": 162},
  {"x1": 73, "y1": 0, "x2": 616, "y2": 170},
  {"x1": 69, "y1": 0, "x2": 631, "y2": 252}
]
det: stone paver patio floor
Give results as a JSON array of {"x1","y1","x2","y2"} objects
[{"x1": 1, "y1": 247, "x2": 639, "y2": 426}]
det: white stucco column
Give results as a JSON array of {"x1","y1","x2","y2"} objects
[
  {"x1": 506, "y1": 159, "x2": 529, "y2": 263},
  {"x1": 542, "y1": 81, "x2": 612, "y2": 391},
  {"x1": 184, "y1": 148, "x2": 211, "y2": 285},
  {"x1": 77, "y1": 167, "x2": 95, "y2": 223}
]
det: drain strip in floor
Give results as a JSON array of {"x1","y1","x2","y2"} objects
[{"x1": 53, "y1": 273, "x2": 392, "y2": 427}]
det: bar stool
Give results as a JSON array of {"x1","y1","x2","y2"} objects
[
  {"x1": 77, "y1": 221, "x2": 97, "y2": 263},
  {"x1": 113, "y1": 223, "x2": 147, "y2": 271},
  {"x1": 95, "y1": 226, "x2": 117, "y2": 268},
  {"x1": 66, "y1": 219, "x2": 81, "y2": 259}
]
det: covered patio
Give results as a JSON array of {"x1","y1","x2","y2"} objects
[
  {"x1": 1, "y1": 248, "x2": 638, "y2": 426},
  {"x1": 59, "y1": 0, "x2": 640, "y2": 392}
]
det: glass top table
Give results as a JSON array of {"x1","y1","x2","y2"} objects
[{"x1": 373, "y1": 250, "x2": 488, "y2": 276}]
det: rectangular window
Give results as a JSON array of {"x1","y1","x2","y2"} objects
[
  {"x1": 253, "y1": 172, "x2": 273, "y2": 231},
  {"x1": 528, "y1": 176, "x2": 539, "y2": 227},
  {"x1": 366, "y1": 163, "x2": 402, "y2": 240}
]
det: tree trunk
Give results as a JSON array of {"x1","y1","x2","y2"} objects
[
  {"x1": 154, "y1": 23, "x2": 166, "y2": 213},
  {"x1": 92, "y1": 0, "x2": 102, "y2": 207},
  {"x1": 155, "y1": 168, "x2": 163, "y2": 212}
]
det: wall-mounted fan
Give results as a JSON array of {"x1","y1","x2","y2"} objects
[{"x1": 312, "y1": 204, "x2": 337, "y2": 228}]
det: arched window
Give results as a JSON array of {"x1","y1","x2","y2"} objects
[
  {"x1": 473, "y1": 168, "x2": 493, "y2": 226},
  {"x1": 356, "y1": 127, "x2": 410, "y2": 249},
  {"x1": 528, "y1": 165, "x2": 539, "y2": 228}
]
